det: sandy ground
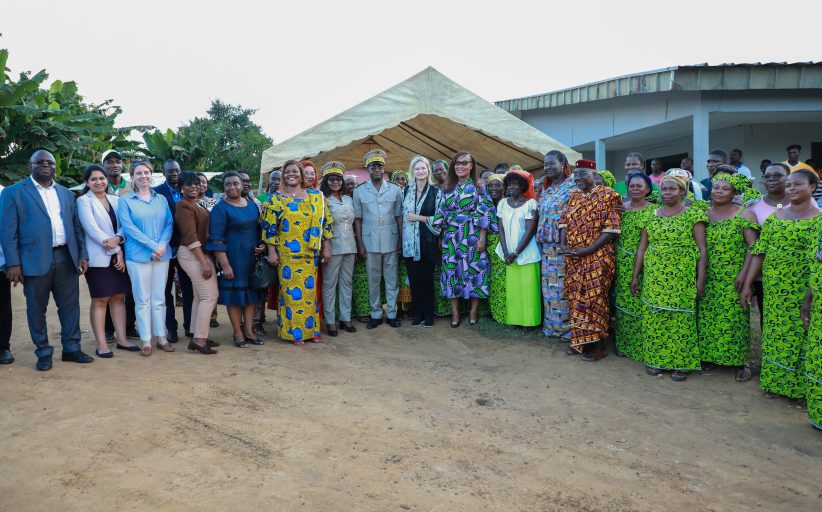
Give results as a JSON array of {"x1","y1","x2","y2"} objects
[{"x1": 1, "y1": 284, "x2": 820, "y2": 512}]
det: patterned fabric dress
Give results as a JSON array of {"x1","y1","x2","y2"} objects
[
  {"x1": 697, "y1": 209, "x2": 759, "y2": 366},
  {"x1": 806, "y1": 236, "x2": 822, "y2": 430},
  {"x1": 640, "y1": 207, "x2": 708, "y2": 371},
  {"x1": 536, "y1": 178, "x2": 577, "y2": 337},
  {"x1": 261, "y1": 190, "x2": 332, "y2": 342},
  {"x1": 614, "y1": 205, "x2": 653, "y2": 360},
  {"x1": 351, "y1": 260, "x2": 383, "y2": 318},
  {"x1": 558, "y1": 186, "x2": 622, "y2": 349},
  {"x1": 751, "y1": 215, "x2": 822, "y2": 398},
  {"x1": 488, "y1": 232, "x2": 506, "y2": 323},
  {"x1": 431, "y1": 179, "x2": 496, "y2": 299}
]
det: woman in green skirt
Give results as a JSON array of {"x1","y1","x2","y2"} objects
[
  {"x1": 698, "y1": 173, "x2": 760, "y2": 381},
  {"x1": 486, "y1": 174, "x2": 507, "y2": 323},
  {"x1": 801, "y1": 231, "x2": 822, "y2": 430},
  {"x1": 496, "y1": 171, "x2": 541, "y2": 327},
  {"x1": 741, "y1": 169, "x2": 822, "y2": 399},
  {"x1": 614, "y1": 173, "x2": 653, "y2": 360},
  {"x1": 631, "y1": 174, "x2": 707, "y2": 382}
]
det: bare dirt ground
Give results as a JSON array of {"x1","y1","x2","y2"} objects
[{"x1": 1, "y1": 285, "x2": 820, "y2": 512}]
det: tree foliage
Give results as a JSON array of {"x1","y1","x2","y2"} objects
[
  {"x1": 0, "y1": 49, "x2": 150, "y2": 186},
  {"x1": 0, "y1": 47, "x2": 272, "y2": 187},
  {"x1": 175, "y1": 100, "x2": 272, "y2": 181}
]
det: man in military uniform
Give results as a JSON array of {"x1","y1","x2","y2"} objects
[{"x1": 353, "y1": 150, "x2": 403, "y2": 329}]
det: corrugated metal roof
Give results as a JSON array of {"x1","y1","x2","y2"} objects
[{"x1": 495, "y1": 62, "x2": 822, "y2": 113}]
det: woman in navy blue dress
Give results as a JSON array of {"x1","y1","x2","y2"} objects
[{"x1": 207, "y1": 172, "x2": 265, "y2": 347}]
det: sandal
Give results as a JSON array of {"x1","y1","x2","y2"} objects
[
  {"x1": 293, "y1": 339, "x2": 305, "y2": 346},
  {"x1": 157, "y1": 342, "x2": 175, "y2": 353},
  {"x1": 565, "y1": 345, "x2": 579, "y2": 355},
  {"x1": 671, "y1": 371, "x2": 688, "y2": 382},
  {"x1": 140, "y1": 345, "x2": 152, "y2": 357},
  {"x1": 646, "y1": 367, "x2": 663, "y2": 376},
  {"x1": 702, "y1": 362, "x2": 718, "y2": 371},
  {"x1": 735, "y1": 366, "x2": 752, "y2": 382}
]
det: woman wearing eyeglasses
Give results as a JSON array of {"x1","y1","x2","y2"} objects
[
  {"x1": 207, "y1": 171, "x2": 265, "y2": 348},
  {"x1": 431, "y1": 152, "x2": 496, "y2": 327}
]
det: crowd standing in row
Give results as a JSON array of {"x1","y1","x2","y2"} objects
[{"x1": 0, "y1": 143, "x2": 820, "y2": 431}]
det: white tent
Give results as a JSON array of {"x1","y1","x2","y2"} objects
[{"x1": 259, "y1": 67, "x2": 580, "y2": 184}]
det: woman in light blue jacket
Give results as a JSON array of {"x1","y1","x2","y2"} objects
[{"x1": 118, "y1": 162, "x2": 174, "y2": 356}]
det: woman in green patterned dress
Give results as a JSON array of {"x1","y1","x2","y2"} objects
[
  {"x1": 741, "y1": 169, "x2": 822, "y2": 400},
  {"x1": 697, "y1": 173, "x2": 760, "y2": 381},
  {"x1": 486, "y1": 174, "x2": 507, "y2": 323},
  {"x1": 801, "y1": 232, "x2": 822, "y2": 430},
  {"x1": 614, "y1": 173, "x2": 653, "y2": 360},
  {"x1": 631, "y1": 174, "x2": 708, "y2": 382}
]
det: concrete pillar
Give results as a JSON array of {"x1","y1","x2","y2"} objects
[
  {"x1": 594, "y1": 139, "x2": 607, "y2": 171},
  {"x1": 692, "y1": 102, "x2": 710, "y2": 183}
]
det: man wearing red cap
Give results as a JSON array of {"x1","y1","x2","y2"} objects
[{"x1": 558, "y1": 159, "x2": 622, "y2": 361}]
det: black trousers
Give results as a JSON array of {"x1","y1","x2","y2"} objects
[
  {"x1": 405, "y1": 257, "x2": 435, "y2": 323},
  {"x1": 0, "y1": 271, "x2": 11, "y2": 351},
  {"x1": 164, "y1": 256, "x2": 193, "y2": 335}
]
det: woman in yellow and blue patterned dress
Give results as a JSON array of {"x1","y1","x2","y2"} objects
[{"x1": 262, "y1": 160, "x2": 333, "y2": 345}]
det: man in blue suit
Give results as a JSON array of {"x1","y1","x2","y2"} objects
[
  {"x1": 0, "y1": 150, "x2": 93, "y2": 370},
  {"x1": 153, "y1": 159, "x2": 192, "y2": 342}
]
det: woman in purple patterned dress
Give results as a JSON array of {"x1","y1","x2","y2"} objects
[
  {"x1": 536, "y1": 150, "x2": 576, "y2": 338},
  {"x1": 432, "y1": 152, "x2": 497, "y2": 327}
]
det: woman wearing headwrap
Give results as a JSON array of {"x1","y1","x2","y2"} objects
[
  {"x1": 300, "y1": 159, "x2": 324, "y2": 326},
  {"x1": 391, "y1": 170, "x2": 408, "y2": 193},
  {"x1": 741, "y1": 170, "x2": 822, "y2": 399},
  {"x1": 631, "y1": 173, "x2": 708, "y2": 381},
  {"x1": 536, "y1": 150, "x2": 576, "y2": 338},
  {"x1": 613, "y1": 173, "x2": 654, "y2": 360},
  {"x1": 594, "y1": 170, "x2": 616, "y2": 189},
  {"x1": 801, "y1": 231, "x2": 822, "y2": 430},
  {"x1": 496, "y1": 170, "x2": 541, "y2": 328},
  {"x1": 697, "y1": 173, "x2": 760, "y2": 381},
  {"x1": 485, "y1": 174, "x2": 507, "y2": 324},
  {"x1": 558, "y1": 162, "x2": 622, "y2": 360}
]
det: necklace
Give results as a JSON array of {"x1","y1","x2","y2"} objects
[{"x1": 660, "y1": 204, "x2": 685, "y2": 217}]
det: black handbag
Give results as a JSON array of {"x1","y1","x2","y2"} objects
[{"x1": 251, "y1": 255, "x2": 278, "y2": 290}]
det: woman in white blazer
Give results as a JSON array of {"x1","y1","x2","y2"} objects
[{"x1": 76, "y1": 165, "x2": 134, "y2": 357}]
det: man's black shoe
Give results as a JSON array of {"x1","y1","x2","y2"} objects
[
  {"x1": 36, "y1": 355, "x2": 52, "y2": 371},
  {"x1": 126, "y1": 327, "x2": 140, "y2": 339},
  {"x1": 387, "y1": 318, "x2": 401, "y2": 328},
  {"x1": 105, "y1": 332, "x2": 115, "y2": 343},
  {"x1": 0, "y1": 350, "x2": 14, "y2": 364},
  {"x1": 366, "y1": 318, "x2": 383, "y2": 329},
  {"x1": 167, "y1": 331, "x2": 178, "y2": 343},
  {"x1": 61, "y1": 351, "x2": 94, "y2": 363}
]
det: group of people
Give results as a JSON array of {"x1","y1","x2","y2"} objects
[{"x1": 0, "y1": 143, "x2": 820, "y2": 431}]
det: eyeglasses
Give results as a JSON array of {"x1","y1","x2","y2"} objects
[
  {"x1": 30, "y1": 160, "x2": 56, "y2": 167},
  {"x1": 455, "y1": 160, "x2": 472, "y2": 167}
]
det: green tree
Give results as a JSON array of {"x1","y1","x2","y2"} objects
[
  {"x1": 0, "y1": 48, "x2": 149, "y2": 186},
  {"x1": 176, "y1": 99, "x2": 272, "y2": 181}
]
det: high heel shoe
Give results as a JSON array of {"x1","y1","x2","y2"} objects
[{"x1": 188, "y1": 341, "x2": 218, "y2": 354}]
